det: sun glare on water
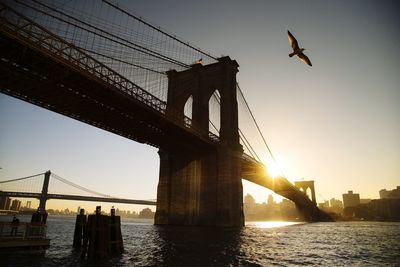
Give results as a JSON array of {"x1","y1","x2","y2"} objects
[{"x1": 246, "y1": 221, "x2": 302, "y2": 228}]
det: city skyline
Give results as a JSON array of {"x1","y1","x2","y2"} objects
[
  {"x1": 1, "y1": 0, "x2": 399, "y2": 205},
  {"x1": 2, "y1": 184, "x2": 398, "y2": 214},
  {"x1": 2, "y1": 183, "x2": 399, "y2": 222},
  {"x1": 0, "y1": 196, "x2": 156, "y2": 215}
]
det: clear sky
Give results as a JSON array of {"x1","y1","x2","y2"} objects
[{"x1": 1, "y1": 0, "x2": 399, "y2": 210}]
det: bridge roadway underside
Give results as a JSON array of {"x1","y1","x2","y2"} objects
[{"x1": 0, "y1": 34, "x2": 214, "y2": 152}]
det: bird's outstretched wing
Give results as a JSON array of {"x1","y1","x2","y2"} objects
[
  {"x1": 297, "y1": 52, "x2": 312, "y2": 66},
  {"x1": 287, "y1": 30, "x2": 299, "y2": 50}
]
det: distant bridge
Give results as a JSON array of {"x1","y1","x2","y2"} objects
[
  {"x1": 0, "y1": 192, "x2": 156, "y2": 206},
  {"x1": 0, "y1": 171, "x2": 156, "y2": 210}
]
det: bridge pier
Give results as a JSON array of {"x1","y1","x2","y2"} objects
[
  {"x1": 155, "y1": 57, "x2": 244, "y2": 226},
  {"x1": 155, "y1": 145, "x2": 244, "y2": 226}
]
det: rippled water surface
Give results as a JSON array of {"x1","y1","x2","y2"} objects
[{"x1": 2, "y1": 215, "x2": 400, "y2": 266}]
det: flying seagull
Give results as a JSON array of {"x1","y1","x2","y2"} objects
[
  {"x1": 194, "y1": 58, "x2": 203, "y2": 65},
  {"x1": 287, "y1": 30, "x2": 312, "y2": 66}
]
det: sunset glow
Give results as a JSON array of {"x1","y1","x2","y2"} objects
[{"x1": 264, "y1": 160, "x2": 282, "y2": 179}]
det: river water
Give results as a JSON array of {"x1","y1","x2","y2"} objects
[{"x1": 1, "y1": 215, "x2": 400, "y2": 266}]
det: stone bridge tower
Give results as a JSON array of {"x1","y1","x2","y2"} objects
[
  {"x1": 294, "y1": 180, "x2": 317, "y2": 205},
  {"x1": 155, "y1": 56, "x2": 244, "y2": 226}
]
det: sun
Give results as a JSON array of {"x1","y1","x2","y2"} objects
[{"x1": 263, "y1": 159, "x2": 282, "y2": 179}]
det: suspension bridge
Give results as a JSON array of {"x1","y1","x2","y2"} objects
[
  {"x1": 0, "y1": 0, "x2": 331, "y2": 225},
  {"x1": 0, "y1": 171, "x2": 156, "y2": 209}
]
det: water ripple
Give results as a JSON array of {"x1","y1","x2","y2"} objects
[{"x1": 1, "y1": 216, "x2": 400, "y2": 266}]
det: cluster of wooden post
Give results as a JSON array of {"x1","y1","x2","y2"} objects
[
  {"x1": 73, "y1": 206, "x2": 123, "y2": 259},
  {"x1": 31, "y1": 210, "x2": 48, "y2": 224},
  {"x1": 28, "y1": 210, "x2": 48, "y2": 237}
]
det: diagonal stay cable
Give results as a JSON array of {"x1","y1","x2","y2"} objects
[
  {"x1": 211, "y1": 93, "x2": 262, "y2": 162},
  {"x1": 208, "y1": 108, "x2": 259, "y2": 161},
  {"x1": 236, "y1": 83, "x2": 286, "y2": 176}
]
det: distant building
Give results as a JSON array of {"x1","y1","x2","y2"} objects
[
  {"x1": 280, "y1": 199, "x2": 296, "y2": 211},
  {"x1": 329, "y1": 198, "x2": 343, "y2": 214},
  {"x1": 10, "y1": 199, "x2": 21, "y2": 211},
  {"x1": 244, "y1": 194, "x2": 256, "y2": 216},
  {"x1": 330, "y1": 198, "x2": 343, "y2": 209},
  {"x1": 26, "y1": 201, "x2": 32, "y2": 209},
  {"x1": 243, "y1": 193, "x2": 299, "y2": 221},
  {"x1": 279, "y1": 199, "x2": 298, "y2": 220},
  {"x1": 244, "y1": 194, "x2": 256, "y2": 205},
  {"x1": 360, "y1": 199, "x2": 372, "y2": 204},
  {"x1": 380, "y1": 186, "x2": 400, "y2": 199},
  {"x1": 0, "y1": 195, "x2": 11, "y2": 210},
  {"x1": 342, "y1": 190, "x2": 360, "y2": 208},
  {"x1": 5, "y1": 198, "x2": 11, "y2": 210},
  {"x1": 346, "y1": 198, "x2": 400, "y2": 221},
  {"x1": 138, "y1": 208, "x2": 155, "y2": 219},
  {"x1": 267, "y1": 194, "x2": 275, "y2": 205},
  {"x1": 380, "y1": 189, "x2": 390, "y2": 199},
  {"x1": 318, "y1": 200, "x2": 330, "y2": 210}
]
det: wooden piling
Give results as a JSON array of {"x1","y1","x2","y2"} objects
[
  {"x1": 109, "y1": 208, "x2": 124, "y2": 254},
  {"x1": 80, "y1": 206, "x2": 124, "y2": 259},
  {"x1": 73, "y1": 209, "x2": 87, "y2": 249}
]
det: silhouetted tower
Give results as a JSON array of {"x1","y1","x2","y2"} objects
[
  {"x1": 38, "y1": 171, "x2": 51, "y2": 212},
  {"x1": 155, "y1": 56, "x2": 244, "y2": 226},
  {"x1": 294, "y1": 180, "x2": 317, "y2": 205}
]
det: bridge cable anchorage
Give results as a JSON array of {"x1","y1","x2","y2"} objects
[
  {"x1": 0, "y1": 172, "x2": 46, "y2": 184},
  {"x1": 20, "y1": 0, "x2": 189, "y2": 69},
  {"x1": 102, "y1": 0, "x2": 218, "y2": 62},
  {"x1": 50, "y1": 173, "x2": 115, "y2": 198},
  {"x1": 236, "y1": 83, "x2": 286, "y2": 177}
]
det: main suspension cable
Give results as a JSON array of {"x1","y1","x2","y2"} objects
[{"x1": 0, "y1": 172, "x2": 46, "y2": 184}]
